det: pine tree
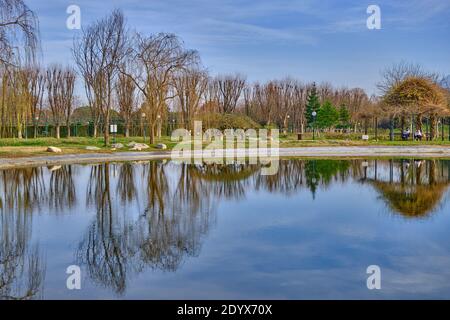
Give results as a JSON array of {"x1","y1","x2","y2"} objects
[
  {"x1": 305, "y1": 83, "x2": 321, "y2": 128},
  {"x1": 317, "y1": 100, "x2": 339, "y2": 129},
  {"x1": 338, "y1": 105, "x2": 350, "y2": 128}
]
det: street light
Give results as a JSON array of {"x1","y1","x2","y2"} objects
[
  {"x1": 286, "y1": 114, "x2": 290, "y2": 133},
  {"x1": 141, "y1": 112, "x2": 146, "y2": 142},
  {"x1": 34, "y1": 116, "x2": 39, "y2": 138},
  {"x1": 156, "y1": 114, "x2": 162, "y2": 138},
  {"x1": 312, "y1": 111, "x2": 317, "y2": 140}
]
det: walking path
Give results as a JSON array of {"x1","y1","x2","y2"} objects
[{"x1": 1, "y1": 146, "x2": 450, "y2": 169}]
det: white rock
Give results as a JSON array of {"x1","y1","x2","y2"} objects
[
  {"x1": 86, "y1": 146, "x2": 101, "y2": 150},
  {"x1": 111, "y1": 143, "x2": 124, "y2": 149},
  {"x1": 47, "y1": 146, "x2": 62, "y2": 153},
  {"x1": 156, "y1": 143, "x2": 167, "y2": 150}
]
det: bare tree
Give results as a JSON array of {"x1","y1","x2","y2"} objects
[
  {"x1": 0, "y1": 0, "x2": 39, "y2": 66},
  {"x1": 73, "y1": 10, "x2": 127, "y2": 145},
  {"x1": 173, "y1": 65, "x2": 208, "y2": 131},
  {"x1": 124, "y1": 33, "x2": 196, "y2": 143},
  {"x1": 61, "y1": 67, "x2": 76, "y2": 138},
  {"x1": 26, "y1": 66, "x2": 45, "y2": 138},
  {"x1": 214, "y1": 74, "x2": 246, "y2": 114},
  {"x1": 46, "y1": 65, "x2": 75, "y2": 139},
  {"x1": 377, "y1": 61, "x2": 439, "y2": 94},
  {"x1": 116, "y1": 70, "x2": 137, "y2": 137}
]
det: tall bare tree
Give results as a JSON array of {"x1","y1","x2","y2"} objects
[
  {"x1": 173, "y1": 65, "x2": 208, "y2": 131},
  {"x1": 124, "y1": 33, "x2": 196, "y2": 143},
  {"x1": 116, "y1": 71, "x2": 137, "y2": 137},
  {"x1": 214, "y1": 74, "x2": 246, "y2": 114},
  {"x1": 25, "y1": 66, "x2": 45, "y2": 138},
  {"x1": 0, "y1": 0, "x2": 39, "y2": 66},
  {"x1": 46, "y1": 65, "x2": 75, "y2": 139},
  {"x1": 73, "y1": 10, "x2": 127, "y2": 145}
]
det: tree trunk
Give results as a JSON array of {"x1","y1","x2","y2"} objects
[
  {"x1": 149, "y1": 124, "x2": 155, "y2": 144},
  {"x1": 389, "y1": 117, "x2": 394, "y2": 141},
  {"x1": 125, "y1": 122, "x2": 130, "y2": 137},
  {"x1": 56, "y1": 125, "x2": 60, "y2": 139},
  {"x1": 415, "y1": 115, "x2": 422, "y2": 132},
  {"x1": 400, "y1": 116, "x2": 405, "y2": 134},
  {"x1": 430, "y1": 114, "x2": 437, "y2": 140},
  {"x1": 67, "y1": 122, "x2": 71, "y2": 138},
  {"x1": 34, "y1": 124, "x2": 38, "y2": 138},
  {"x1": 93, "y1": 124, "x2": 98, "y2": 138},
  {"x1": 104, "y1": 114, "x2": 110, "y2": 146}
]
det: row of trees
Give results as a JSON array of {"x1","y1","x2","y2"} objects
[
  {"x1": 0, "y1": 2, "x2": 376, "y2": 143},
  {"x1": 1, "y1": 1, "x2": 449, "y2": 143}
]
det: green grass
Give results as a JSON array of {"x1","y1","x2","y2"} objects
[{"x1": 1, "y1": 133, "x2": 450, "y2": 159}]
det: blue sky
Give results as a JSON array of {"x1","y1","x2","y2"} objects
[{"x1": 28, "y1": 0, "x2": 450, "y2": 96}]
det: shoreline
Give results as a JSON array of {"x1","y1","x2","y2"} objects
[{"x1": 1, "y1": 146, "x2": 450, "y2": 169}]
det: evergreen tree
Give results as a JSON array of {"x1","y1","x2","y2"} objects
[
  {"x1": 317, "y1": 100, "x2": 339, "y2": 129},
  {"x1": 305, "y1": 83, "x2": 321, "y2": 127},
  {"x1": 338, "y1": 105, "x2": 350, "y2": 128}
]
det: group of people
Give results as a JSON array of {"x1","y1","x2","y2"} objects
[{"x1": 402, "y1": 129, "x2": 423, "y2": 141}]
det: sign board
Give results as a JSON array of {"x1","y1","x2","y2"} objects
[{"x1": 110, "y1": 124, "x2": 118, "y2": 133}]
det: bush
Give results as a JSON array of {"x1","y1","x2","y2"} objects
[{"x1": 197, "y1": 113, "x2": 261, "y2": 130}]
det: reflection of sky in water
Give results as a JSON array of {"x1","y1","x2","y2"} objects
[{"x1": 2, "y1": 159, "x2": 450, "y2": 299}]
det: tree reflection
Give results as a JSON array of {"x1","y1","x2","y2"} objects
[
  {"x1": 2, "y1": 159, "x2": 450, "y2": 298},
  {"x1": 78, "y1": 163, "x2": 132, "y2": 294},
  {"x1": 0, "y1": 167, "x2": 47, "y2": 215},
  {"x1": 49, "y1": 165, "x2": 76, "y2": 211},
  {"x1": 117, "y1": 162, "x2": 137, "y2": 203},
  {"x1": 0, "y1": 168, "x2": 46, "y2": 299},
  {"x1": 367, "y1": 160, "x2": 450, "y2": 218},
  {"x1": 78, "y1": 161, "x2": 220, "y2": 294}
]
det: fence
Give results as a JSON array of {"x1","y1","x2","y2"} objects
[{"x1": 0, "y1": 119, "x2": 180, "y2": 139}]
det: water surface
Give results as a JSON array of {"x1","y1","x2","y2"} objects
[{"x1": 1, "y1": 159, "x2": 450, "y2": 299}]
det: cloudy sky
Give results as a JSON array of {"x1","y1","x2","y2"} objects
[{"x1": 28, "y1": 0, "x2": 450, "y2": 95}]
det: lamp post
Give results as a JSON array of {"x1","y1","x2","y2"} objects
[
  {"x1": 156, "y1": 114, "x2": 161, "y2": 138},
  {"x1": 286, "y1": 114, "x2": 290, "y2": 133},
  {"x1": 34, "y1": 116, "x2": 39, "y2": 138},
  {"x1": 141, "y1": 112, "x2": 146, "y2": 142},
  {"x1": 312, "y1": 111, "x2": 317, "y2": 140}
]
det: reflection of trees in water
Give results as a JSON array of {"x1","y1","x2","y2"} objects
[
  {"x1": 189, "y1": 163, "x2": 259, "y2": 200},
  {"x1": 255, "y1": 159, "x2": 356, "y2": 198},
  {"x1": 49, "y1": 166, "x2": 76, "y2": 211},
  {"x1": 255, "y1": 159, "x2": 450, "y2": 218},
  {"x1": 0, "y1": 168, "x2": 46, "y2": 299},
  {"x1": 367, "y1": 160, "x2": 450, "y2": 218},
  {"x1": 78, "y1": 161, "x2": 220, "y2": 295},
  {"x1": 0, "y1": 183, "x2": 46, "y2": 299},
  {"x1": 2, "y1": 159, "x2": 449, "y2": 297},
  {"x1": 117, "y1": 163, "x2": 137, "y2": 204},
  {"x1": 79, "y1": 163, "x2": 135, "y2": 294},
  {"x1": 0, "y1": 167, "x2": 46, "y2": 215}
]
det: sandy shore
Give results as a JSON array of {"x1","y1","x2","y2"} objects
[{"x1": 1, "y1": 146, "x2": 450, "y2": 169}]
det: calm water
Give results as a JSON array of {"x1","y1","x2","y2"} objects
[{"x1": 1, "y1": 158, "x2": 450, "y2": 299}]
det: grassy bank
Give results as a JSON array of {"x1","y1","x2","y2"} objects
[{"x1": 1, "y1": 134, "x2": 450, "y2": 158}]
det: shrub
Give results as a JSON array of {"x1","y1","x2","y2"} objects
[{"x1": 197, "y1": 113, "x2": 261, "y2": 130}]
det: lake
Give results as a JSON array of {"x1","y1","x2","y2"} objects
[{"x1": 1, "y1": 158, "x2": 450, "y2": 299}]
